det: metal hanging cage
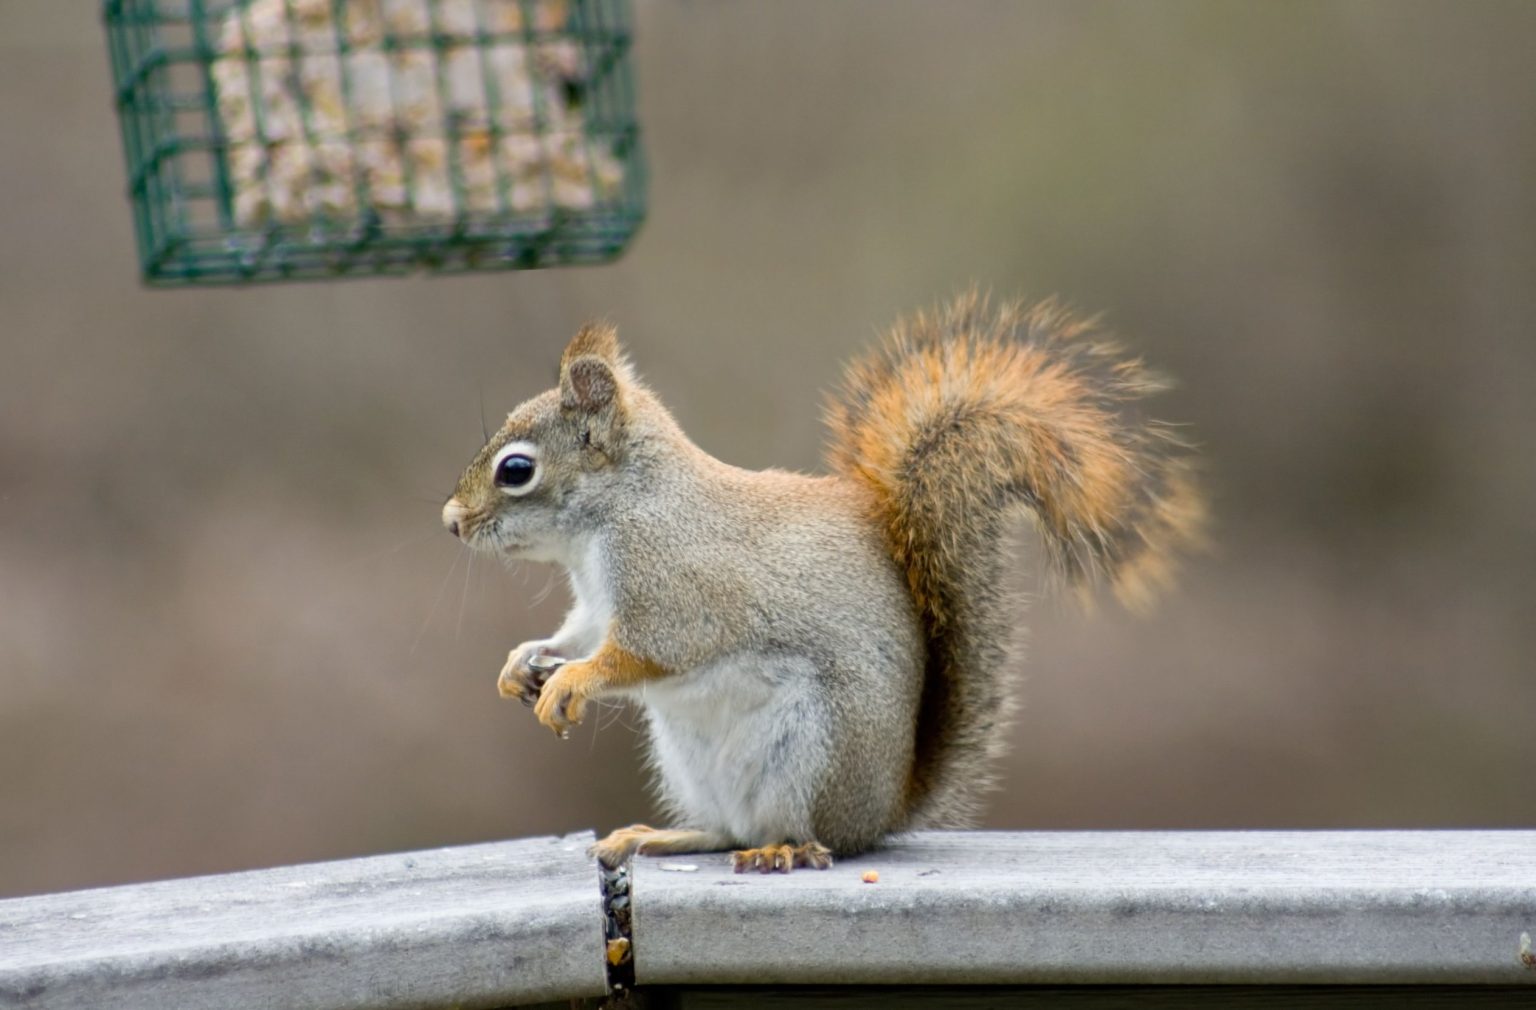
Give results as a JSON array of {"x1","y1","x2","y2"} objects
[{"x1": 101, "y1": 0, "x2": 645, "y2": 285}]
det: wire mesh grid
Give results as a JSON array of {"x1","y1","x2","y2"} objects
[{"x1": 101, "y1": 0, "x2": 645, "y2": 285}]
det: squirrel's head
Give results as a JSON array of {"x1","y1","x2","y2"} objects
[{"x1": 442, "y1": 322, "x2": 643, "y2": 563}]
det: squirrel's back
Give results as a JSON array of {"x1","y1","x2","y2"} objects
[{"x1": 825, "y1": 290, "x2": 1205, "y2": 827}]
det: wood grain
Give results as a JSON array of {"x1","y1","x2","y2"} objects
[
  {"x1": 0, "y1": 833, "x2": 605, "y2": 1010},
  {"x1": 631, "y1": 830, "x2": 1536, "y2": 987}
]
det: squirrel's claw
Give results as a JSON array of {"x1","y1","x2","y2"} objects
[
  {"x1": 498, "y1": 643, "x2": 563, "y2": 704},
  {"x1": 532, "y1": 662, "x2": 591, "y2": 737},
  {"x1": 731, "y1": 841, "x2": 833, "y2": 874}
]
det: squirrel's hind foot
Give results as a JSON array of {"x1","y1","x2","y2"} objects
[
  {"x1": 590, "y1": 824, "x2": 729, "y2": 868},
  {"x1": 731, "y1": 841, "x2": 833, "y2": 874}
]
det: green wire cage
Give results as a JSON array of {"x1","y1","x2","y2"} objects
[{"x1": 101, "y1": 0, "x2": 645, "y2": 285}]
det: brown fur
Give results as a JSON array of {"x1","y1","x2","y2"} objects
[
  {"x1": 560, "y1": 320, "x2": 622, "y2": 368},
  {"x1": 589, "y1": 825, "x2": 729, "y2": 866},
  {"x1": 825, "y1": 290, "x2": 1206, "y2": 827}
]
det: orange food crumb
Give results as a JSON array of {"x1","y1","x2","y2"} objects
[{"x1": 861, "y1": 870, "x2": 879, "y2": 884}]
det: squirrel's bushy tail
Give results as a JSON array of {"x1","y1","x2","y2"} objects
[{"x1": 825, "y1": 290, "x2": 1205, "y2": 827}]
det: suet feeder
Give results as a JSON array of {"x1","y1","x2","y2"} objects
[{"x1": 101, "y1": 0, "x2": 644, "y2": 285}]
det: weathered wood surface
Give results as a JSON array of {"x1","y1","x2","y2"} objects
[
  {"x1": 3, "y1": 830, "x2": 1533, "y2": 1010},
  {"x1": 631, "y1": 831, "x2": 1536, "y2": 987},
  {"x1": 654, "y1": 983, "x2": 1536, "y2": 1008},
  {"x1": 0, "y1": 832, "x2": 605, "y2": 1010}
]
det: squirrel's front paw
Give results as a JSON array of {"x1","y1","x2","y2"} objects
[
  {"x1": 532, "y1": 661, "x2": 596, "y2": 737},
  {"x1": 498, "y1": 641, "x2": 564, "y2": 705}
]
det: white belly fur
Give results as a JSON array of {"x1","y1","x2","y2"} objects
[{"x1": 637, "y1": 653, "x2": 828, "y2": 847}]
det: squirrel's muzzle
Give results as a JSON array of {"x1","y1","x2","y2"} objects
[{"x1": 442, "y1": 499, "x2": 470, "y2": 539}]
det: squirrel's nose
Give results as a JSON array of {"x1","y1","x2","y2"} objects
[{"x1": 442, "y1": 499, "x2": 469, "y2": 539}]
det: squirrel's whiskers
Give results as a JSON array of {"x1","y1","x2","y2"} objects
[{"x1": 410, "y1": 546, "x2": 465, "y2": 658}]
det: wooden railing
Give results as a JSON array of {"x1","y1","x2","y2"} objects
[{"x1": 2, "y1": 831, "x2": 1533, "y2": 1008}]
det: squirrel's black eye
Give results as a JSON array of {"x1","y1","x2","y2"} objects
[{"x1": 494, "y1": 453, "x2": 537, "y2": 489}]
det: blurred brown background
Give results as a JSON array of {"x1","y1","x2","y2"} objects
[{"x1": 2, "y1": 1, "x2": 1533, "y2": 898}]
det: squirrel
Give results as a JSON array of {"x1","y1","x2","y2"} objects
[{"x1": 441, "y1": 290, "x2": 1204, "y2": 873}]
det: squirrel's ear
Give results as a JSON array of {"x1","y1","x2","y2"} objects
[
  {"x1": 559, "y1": 323, "x2": 633, "y2": 455},
  {"x1": 561, "y1": 354, "x2": 620, "y2": 414},
  {"x1": 561, "y1": 355, "x2": 626, "y2": 453}
]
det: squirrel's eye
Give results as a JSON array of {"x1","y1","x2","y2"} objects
[{"x1": 494, "y1": 454, "x2": 537, "y2": 490}]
